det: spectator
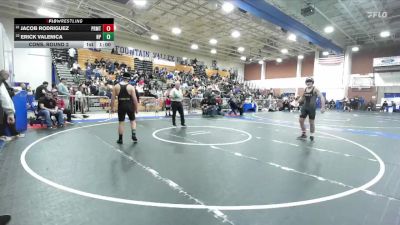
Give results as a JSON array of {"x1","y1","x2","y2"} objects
[
  {"x1": 52, "y1": 91, "x2": 72, "y2": 123},
  {"x1": 20, "y1": 83, "x2": 27, "y2": 91},
  {"x1": 98, "y1": 82, "x2": 107, "y2": 96},
  {"x1": 328, "y1": 99, "x2": 335, "y2": 109},
  {"x1": 391, "y1": 101, "x2": 397, "y2": 112},
  {"x1": 74, "y1": 84, "x2": 86, "y2": 113},
  {"x1": 165, "y1": 96, "x2": 171, "y2": 116},
  {"x1": 55, "y1": 53, "x2": 63, "y2": 64},
  {"x1": 228, "y1": 94, "x2": 239, "y2": 115},
  {"x1": 38, "y1": 92, "x2": 64, "y2": 128},
  {"x1": 290, "y1": 97, "x2": 301, "y2": 112},
  {"x1": 72, "y1": 61, "x2": 80, "y2": 71},
  {"x1": 0, "y1": 70, "x2": 21, "y2": 141},
  {"x1": 51, "y1": 83, "x2": 57, "y2": 93},
  {"x1": 93, "y1": 66, "x2": 101, "y2": 80},
  {"x1": 68, "y1": 48, "x2": 76, "y2": 67},
  {"x1": 366, "y1": 101, "x2": 374, "y2": 111},
  {"x1": 35, "y1": 81, "x2": 49, "y2": 100},
  {"x1": 57, "y1": 78, "x2": 69, "y2": 96},
  {"x1": 381, "y1": 100, "x2": 388, "y2": 112}
]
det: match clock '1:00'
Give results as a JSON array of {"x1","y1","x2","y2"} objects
[{"x1": 98, "y1": 42, "x2": 113, "y2": 48}]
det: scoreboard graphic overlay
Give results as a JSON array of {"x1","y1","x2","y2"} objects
[{"x1": 14, "y1": 18, "x2": 115, "y2": 49}]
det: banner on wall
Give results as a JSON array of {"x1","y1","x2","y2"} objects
[
  {"x1": 373, "y1": 56, "x2": 400, "y2": 67},
  {"x1": 115, "y1": 45, "x2": 183, "y2": 63}
]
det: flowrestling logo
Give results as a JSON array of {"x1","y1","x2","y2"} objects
[{"x1": 367, "y1": 11, "x2": 388, "y2": 18}]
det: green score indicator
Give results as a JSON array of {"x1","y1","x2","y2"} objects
[{"x1": 103, "y1": 32, "x2": 114, "y2": 41}]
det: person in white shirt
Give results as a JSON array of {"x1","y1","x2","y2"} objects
[
  {"x1": 0, "y1": 70, "x2": 16, "y2": 141},
  {"x1": 169, "y1": 81, "x2": 185, "y2": 126},
  {"x1": 68, "y1": 48, "x2": 76, "y2": 67},
  {"x1": 72, "y1": 61, "x2": 79, "y2": 70}
]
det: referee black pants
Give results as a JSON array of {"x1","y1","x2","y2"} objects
[{"x1": 171, "y1": 101, "x2": 185, "y2": 125}]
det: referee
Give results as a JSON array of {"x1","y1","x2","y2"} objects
[{"x1": 170, "y1": 81, "x2": 186, "y2": 127}]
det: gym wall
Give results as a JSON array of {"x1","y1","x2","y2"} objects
[
  {"x1": 244, "y1": 63, "x2": 261, "y2": 80},
  {"x1": 265, "y1": 58, "x2": 297, "y2": 79},
  {"x1": 0, "y1": 18, "x2": 52, "y2": 88}
]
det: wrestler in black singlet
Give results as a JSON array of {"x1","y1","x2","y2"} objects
[
  {"x1": 117, "y1": 83, "x2": 135, "y2": 122},
  {"x1": 300, "y1": 87, "x2": 318, "y2": 120}
]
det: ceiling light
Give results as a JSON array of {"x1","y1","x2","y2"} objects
[
  {"x1": 276, "y1": 58, "x2": 282, "y2": 63},
  {"x1": 150, "y1": 34, "x2": 159, "y2": 40},
  {"x1": 240, "y1": 56, "x2": 246, "y2": 61},
  {"x1": 324, "y1": 26, "x2": 334, "y2": 33},
  {"x1": 322, "y1": 51, "x2": 329, "y2": 56},
  {"x1": 298, "y1": 55, "x2": 304, "y2": 59},
  {"x1": 231, "y1": 30, "x2": 240, "y2": 38},
  {"x1": 182, "y1": 57, "x2": 187, "y2": 60},
  {"x1": 351, "y1": 46, "x2": 359, "y2": 52},
  {"x1": 37, "y1": 8, "x2": 59, "y2": 18},
  {"x1": 258, "y1": 60, "x2": 263, "y2": 64},
  {"x1": 191, "y1": 44, "x2": 199, "y2": 50},
  {"x1": 44, "y1": 0, "x2": 54, "y2": 2},
  {"x1": 211, "y1": 49, "x2": 217, "y2": 54},
  {"x1": 209, "y1": 38, "x2": 218, "y2": 45},
  {"x1": 222, "y1": 2, "x2": 234, "y2": 13},
  {"x1": 288, "y1": 33, "x2": 297, "y2": 41},
  {"x1": 172, "y1": 27, "x2": 181, "y2": 35},
  {"x1": 281, "y1": 48, "x2": 288, "y2": 54},
  {"x1": 133, "y1": 0, "x2": 147, "y2": 7},
  {"x1": 237, "y1": 47, "x2": 245, "y2": 52},
  {"x1": 380, "y1": 31, "x2": 390, "y2": 38}
]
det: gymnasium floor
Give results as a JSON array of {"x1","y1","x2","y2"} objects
[{"x1": 1, "y1": 111, "x2": 400, "y2": 225}]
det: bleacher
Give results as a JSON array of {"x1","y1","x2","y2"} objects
[
  {"x1": 77, "y1": 49, "x2": 135, "y2": 69},
  {"x1": 50, "y1": 48, "x2": 83, "y2": 86}
]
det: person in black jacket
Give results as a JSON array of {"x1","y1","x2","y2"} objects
[{"x1": 35, "y1": 81, "x2": 49, "y2": 100}]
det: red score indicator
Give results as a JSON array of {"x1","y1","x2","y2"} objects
[{"x1": 102, "y1": 24, "x2": 114, "y2": 32}]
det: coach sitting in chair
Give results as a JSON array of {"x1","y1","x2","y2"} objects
[{"x1": 38, "y1": 92, "x2": 64, "y2": 129}]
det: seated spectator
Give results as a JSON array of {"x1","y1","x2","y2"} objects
[
  {"x1": 35, "y1": 81, "x2": 49, "y2": 100},
  {"x1": 55, "y1": 53, "x2": 63, "y2": 64},
  {"x1": 93, "y1": 66, "x2": 101, "y2": 80},
  {"x1": 366, "y1": 101, "x2": 373, "y2": 111},
  {"x1": 280, "y1": 99, "x2": 291, "y2": 111},
  {"x1": 328, "y1": 99, "x2": 335, "y2": 109},
  {"x1": 98, "y1": 82, "x2": 107, "y2": 96},
  {"x1": 52, "y1": 91, "x2": 72, "y2": 123},
  {"x1": 70, "y1": 61, "x2": 81, "y2": 75},
  {"x1": 51, "y1": 83, "x2": 57, "y2": 92},
  {"x1": 290, "y1": 97, "x2": 300, "y2": 112},
  {"x1": 381, "y1": 100, "x2": 388, "y2": 112},
  {"x1": 94, "y1": 58, "x2": 100, "y2": 67},
  {"x1": 72, "y1": 61, "x2": 80, "y2": 70},
  {"x1": 38, "y1": 92, "x2": 64, "y2": 128}
]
